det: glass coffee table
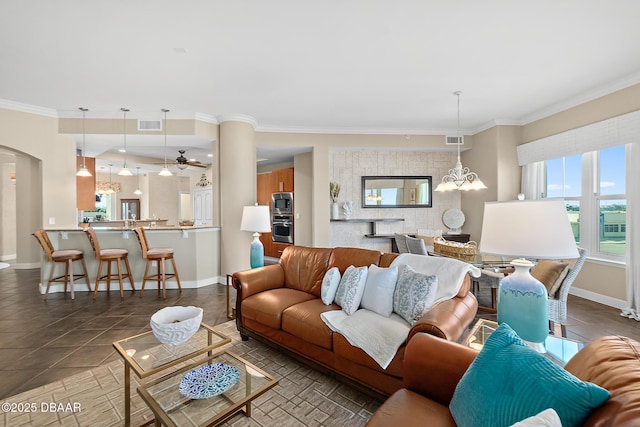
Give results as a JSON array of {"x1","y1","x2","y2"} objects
[
  {"x1": 137, "y1": 350, "x2": 278, "y2": 426},
  {"x1": 462, "y1": 319, "x2": 584, "y2": 366},
  {"x1": 113, "y1": 323, "x2": 231, "y2": 426}
]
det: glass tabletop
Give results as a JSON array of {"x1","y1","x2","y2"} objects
[
  {"x1": 113, "y1": 323, "x2": 230, "y2": 378},
  {"x1": 462, "y1": 319, "x2": 584, "y2": 365},
  {"x1": 138, "y1": 351, "x2": 278, "y2": 427}
]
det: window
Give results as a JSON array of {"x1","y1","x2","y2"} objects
[{"x1": 545, "y1": 146, "x2": 626, "y2": 262}]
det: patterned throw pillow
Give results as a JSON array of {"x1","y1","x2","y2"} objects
[
  {"x1": 321, "y1": 267, "x2": 341, "y2": 305},
  {"x1": 360, "y1": 264, "x2": 398, "y2": 317},
  {"x1": 449, "y1": 324, "x2": 610, "y2": 427},
  {"x1": 334, "y1": 265, "x2": 368, "y2": 315},
  {"x1": 393, "y1": 265, "x2": 438, "y2": 324}
]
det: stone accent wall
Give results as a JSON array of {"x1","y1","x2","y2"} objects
[{"x1": 329, "y1": 150, "x2": 461, "y2": 252}]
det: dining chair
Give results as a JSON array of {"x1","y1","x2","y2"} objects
[
  {"x1": 84, "y1": 227, "x2": 135, "y2": 299},
  {"x1": 133, "y1": 227, "x2": 181, "y2": 299},
  {"x1": 32, "y1": 229, "x2": 91, "y2": 299},
  {"x1": 546, "y1": 247, "x2": 587, "y2": 337}
]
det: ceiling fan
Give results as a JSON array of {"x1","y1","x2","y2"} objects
[{"x1": 174, "y1": 150, "x2": 207, "y2": 170}]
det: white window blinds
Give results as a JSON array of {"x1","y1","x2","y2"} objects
[{"x1": 517, "y1": 109, "x2": 640, "y2": 166}]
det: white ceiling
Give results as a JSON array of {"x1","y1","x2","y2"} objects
[{"x1": 2, "y1": 1, "x2": 640, "y2": 166}]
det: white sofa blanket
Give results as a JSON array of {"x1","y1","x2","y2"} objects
[
  {"x1": 321, "y1": 309, "x2": 410, "y2": 369},
  {"x1": 321, "y1": 254, "x2": 481, "y2": 369}
]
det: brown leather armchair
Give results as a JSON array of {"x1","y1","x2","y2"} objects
[{"x1": 367, "y1": 333, "x2": 640, "y2": 426}]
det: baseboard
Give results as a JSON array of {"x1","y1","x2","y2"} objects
[
  {"x1": 0, "y1": 254, "x2": 16, "y2": 261},
  {"x1": 570, "y1": 288, "x2": 627, "y2": 309}
]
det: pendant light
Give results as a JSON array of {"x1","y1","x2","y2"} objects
[
  {"x1": 118, "y1": 108, "x2": 133, "y2": 176},
  {"x1": 76, "y1": 107, "x2": 92, "y2": 177},
  {"x1": 106, "y1": 164, "x2": 115, "y2": 194},
  {"x1": 435, "y1": 91, "x2": 487, "y2": 192},
  {"x1": 159, "y1": 108, "x2": 173, "y2": 176},
  {"x1": 134, "y1": 167, "x2": 142, "y2": 195}
]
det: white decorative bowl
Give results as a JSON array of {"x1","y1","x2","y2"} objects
[{"x1": 150, "y1": 306, "x2": 203, "y2": 345}]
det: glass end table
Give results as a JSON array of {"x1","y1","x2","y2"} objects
[
  {"x1": 462, "y1": 319, "x2": 584, "y2": 365},
  {"x1": 113, "y1": 323, "x2": 231, "y2": 426}
]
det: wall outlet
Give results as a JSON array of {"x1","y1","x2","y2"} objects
[
  {"x1": 151, "y1": 261, "x2": 157, "y2": 267},
  {"x1": 48, "y1": 217, "x2": 55, "y2": 225},
  {"x1": 60, "y1": 232, "x2": 68, "y2": 240}
]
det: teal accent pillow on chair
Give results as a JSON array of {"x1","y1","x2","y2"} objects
[{"x1": 449, "y1": 323, "x2": 609, "y2": 427}]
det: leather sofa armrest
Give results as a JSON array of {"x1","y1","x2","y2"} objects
[
  {"x1": 233, "y1": 264, "x2": 285, "y2": 300},
  {"x1": 408, "y1": 292, "x2": 478, "y2": 342},
  {"x1": 403, "y1": 332, "x2": 478, "y2": 406}
]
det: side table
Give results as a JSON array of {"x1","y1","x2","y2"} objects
[
  {"x1": 113, "y1": 323, "x2": 230, "y2": 426},
  {"x1": 462, "y1": 319, "x2": 584, "y2": 366}
]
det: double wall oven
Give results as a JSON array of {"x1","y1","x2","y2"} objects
[{"x1": 271, "y1": 192, "x2": 293, "y2": 243}]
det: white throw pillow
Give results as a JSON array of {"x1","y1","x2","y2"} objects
[
  {"x1": 334, "y1": 265, "x2": 368, "y2": 315},
  {"x1": 321, "y1": 267, "x2": 341, "y2": 305},
  {"x1": 393, "y1": 265, "x2": 438, "y2": 324},
  {"x1": 360, "y1": 264, "x2": 398, "y2": 317},
  {"x1": 510, "y1": 408, "x2": 562, "y2": 427}
]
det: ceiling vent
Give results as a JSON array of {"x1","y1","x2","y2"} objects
[
  {"x1": 445, "y1": 135, "x2": 464, "y2": 145},
  {"x1": 138, "y1": 119, "x2": 162, "y2": 131}
]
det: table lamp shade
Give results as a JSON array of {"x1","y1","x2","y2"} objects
[
  {"x1": 479, "y1": 199, "x2": 579, "y2": 345},
  {"x1": 240, "y1": 205, "x2": 271, "y2": 269}
]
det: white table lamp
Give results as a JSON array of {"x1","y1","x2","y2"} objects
[
  {"x1": 479, "y1": 199, "x2": 579, "y2": 348},
  {"x1": 240, "y1": 204, "x2": 271, "y2": 268}
]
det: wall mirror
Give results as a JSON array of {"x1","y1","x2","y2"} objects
[{"x1": 362, "y1": 176, "x2": 432, "y2": 208}]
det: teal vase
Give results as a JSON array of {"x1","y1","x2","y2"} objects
[
  {"x1": 497, "y1": 260, "x2": 548, "y2": 343},
  {"x1": 249, "y1": 234, "x2": 264, "y2": 269}
]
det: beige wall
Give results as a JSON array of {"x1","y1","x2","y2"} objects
[
  {"x1": 293, "y1": 152, "x2": 313, "y2": 246},
  {"x1": 0, "y1": 154, "x2": 16, "y2": 260}
]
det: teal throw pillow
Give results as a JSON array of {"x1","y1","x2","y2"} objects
[
  {"x1": 334, "y1": 265, "x2": 368, "y2": 315},
  {"x1": 392, "y1": 265, "x2": 438, "y2": 324},
  {"x1": 449, "y1": 323, "x2": 610, "y2": 427}
]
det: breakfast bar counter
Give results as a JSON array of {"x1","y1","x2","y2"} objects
[{"x1": 41, "y1": 226, "x2": 221, "y2": 296}]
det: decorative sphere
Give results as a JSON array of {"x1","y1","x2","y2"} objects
[{"x1": 150, "y1": 306, "x2": 203, "y2": 345}]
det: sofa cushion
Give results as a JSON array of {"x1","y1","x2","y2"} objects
[
  {"x1": 321, "y1": 267, "x2": 341, "y2": 305},
  {"x1": 282, "y1": 299, "x2": 339, "y2": 350},
  {"x1": 449, "y1": 323, "x2": 610, "y2": 427},
  {"x1": 531, "y1": 260, "x2": 569, "y2": 297},
  {"x1": 334, "y1": 265, "x2": 368, "y2": 315},
  {"x1": 280, "y1": 246, "x2": 333, "y2": 297},
  {"x1": 366, "y1": 388, "x2": 457, "y2": 427},
  {"x1": 393, "y1": 265, "x2": 438, "y2": 325},
  {"x1": 361, "y1": 264, "x2": 398, "y2": 317},
  {"x1": 241, "y1": 288, "x2": 316, "y2": 330},
  {"x1": 328, "y1": 247, "x2": 382, "y2": 274}
]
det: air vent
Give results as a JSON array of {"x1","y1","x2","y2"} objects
[
  {"x1": 138, "y1": 120, "x2": 162, "y2": 131},
  {"x1": 445, "y1": 135, "x2": 464, "y2": 145}
]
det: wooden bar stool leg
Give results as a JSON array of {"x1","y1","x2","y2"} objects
[
  {"x1": 123, "y1": 256, "x2": 135, "y2": 294},
  {"x1": 93, "y1": 260, "x2": 104, "y2": 299},
  {"x1": 140, "y1": 260, "x2": 151, "y2": 298},
  {"x1": 44, "y1": 262, "x2": 56, "y2": 300},
  {"x1": 116, "y1": 258, "x2": 124, "y2": 299},
  {"x1": 107, "y1": 261, "x2": 113, "y2": 294},
  {"x1": 156, "y1": 260, "x2": 161, "y2": 295},
  {"x1": 68, "y1": 259, "x2": 75, "y2": 300},
  {"x1": 81, "y1": 258, "x2": 91, "y2": 292},
  {"x1": 63, "y1": 261, "x2": 69, "y2": 294},
  {"x1": 160, "y1": 257, "x2": 167, "y2": 299},
  {"x1": 171, "y1": 257, "x2": 181, "y2": 291}
]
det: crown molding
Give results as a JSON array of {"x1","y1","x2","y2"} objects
[
  {"x1": 520, "y1": 72, "x2": 640, "y2": 125},
  {"x1": 0, "y1": 99, "x2": 58, "y2": 118},
  {"x1": 216, "y1": 114, "x2": 258, "y2": 128},
  {"x1": 256, "y1": 124, "x2": 463, "y2": 137},
  {"x1": 194, "y1": 112, "x2": 218, "y2": 124}
]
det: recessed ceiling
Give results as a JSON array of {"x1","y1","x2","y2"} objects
[{"x1": 2, "y1": 1, "x2": 640, "y2": 143}]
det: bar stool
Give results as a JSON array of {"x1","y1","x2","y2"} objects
[
  {"x1": 32, "y1": 229, "x2": 91, "y2": 300},
  {"x1": 84, "y1": 227, "x2": 135, "y2": 299},
  {"x1": 133, "y1": 227, "x2": 181, "y2": 299}
]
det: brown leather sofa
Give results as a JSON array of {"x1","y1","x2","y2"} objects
[
  {"x1": 232, "y1": 245, "x2": 478, "y2": 397},
  {"x1": 367, "y1": 333, "x2": 640, "y2": 426}
]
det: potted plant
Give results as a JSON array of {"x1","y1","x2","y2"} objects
[{"x1": 330, "y1": 182, "x2": 340, "y2": 219}]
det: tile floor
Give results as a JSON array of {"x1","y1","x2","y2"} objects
[
  {"x1": 0, "y1": 264, "x2": 232, "y2": 399},
  {"x1": 1, "y1": 261, "x2": 639, "y2": 401}
]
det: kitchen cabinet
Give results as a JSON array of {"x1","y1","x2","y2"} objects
[
  {"x1": 76, "y1": 156, "x2": 96, "y2": 211},
  {"x1": 256, "y1": 167, "x2": 294, "y2": 258},
  {"x1": 193, "y1": 188, "x2": 212, "y2": 226}
]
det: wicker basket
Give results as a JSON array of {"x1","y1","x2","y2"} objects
[{"x1": 433, "y1": 236, "x2": 478, "y2": 261}]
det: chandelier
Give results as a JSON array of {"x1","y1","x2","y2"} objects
[
  {"x1": 96, "y1": 165, "x2": 121, "y2": 194},
  {"x1": 434, "y1": 91, "x2": 487, "y2": 192}
]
